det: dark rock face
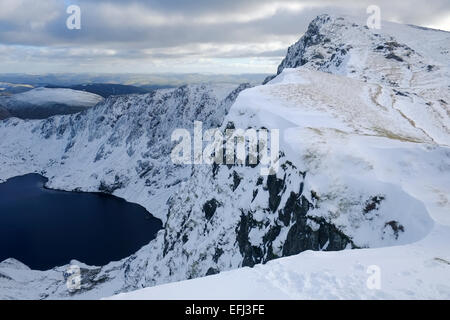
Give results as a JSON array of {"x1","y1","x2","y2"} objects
[
  {"x1": 364, "y1": 195, "x2": 385, "y2": 214},
  {"x1": 235, "y1": 176, "x2": 356, "y2": 267},
  {"x1": 262, "y1": 75, "x2": 276, "y2": 85},
  {"x1": 267, "y1": 174, "x2": 286, "y2": 212},
  {"x1": 232, "y1": 171, "x2": 242, "y2": 191},
  {"x1": 236, "y1": 211, "x2": 264, "y2": 267},
  {"x1": 233, "y1": 157, "x2": 356, "y2": 268},
  {"x1": 98, "y1": 175, "x2": 128, "y2": 194},
  {"x1": 383, "y1": 221, "x2": 405, "y2": 240},
  {"x1": 276, "y1": 14, "x2": 332, "y2": 74},
  {"x1": 282, "y1": 215, "x2": 355, "y2": 256},
  {"x1": 203, "y1": 199, "x2": 220, "y2": 221},
  {"x1": 213, "y1": 247, "x2": 224, "y2": 263},
  {"x1": 0, "y1": 106, "x2": 10, "y2": 120},
  {"x1": 278, "y1": 191, "x2": 309, "y2": 227},
  {"x1": 385, "y1": 53, "x2": 404, "y2": 62},
  {"x1": 205, "y1": 267, "x2": 220, "y2": 276}
]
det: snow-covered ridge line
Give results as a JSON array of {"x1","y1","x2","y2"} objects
[
  {"x1": 10, "y1": 87, "x2": 103, "y2": 107},
  {"x1": 0, "y1": 14, "x2": 449, "y2": 300},
  {"x1": 109, "y1": 224, "x2": 450, "y2": 300},
  {"x1": 270, "y1": 14, "x2": 450, "y2": 145},
  {"x1": 0, "y1": 87, "x2": 104, "y2": 119}
]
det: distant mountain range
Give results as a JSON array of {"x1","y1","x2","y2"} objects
[
  {"x1": 0, "y1": 73, "x2": 269, "y2": 88},
  {"x1": 45, "y1": 83, "x2": 155, "y2": 99}
]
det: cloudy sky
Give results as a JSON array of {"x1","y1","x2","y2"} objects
[{"x1": 0, "y1": 0, "x2": 449, "y2": 74}]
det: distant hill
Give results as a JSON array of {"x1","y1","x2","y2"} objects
[
  {"x1": 0, "y1": 87, "x2": 104, "y2": 119},
  {"x1": 138, "y1": 84, "x2": 177, "y2": 92},
  {"x1": 63, "y1": 83, "x2": 153, "y2": 98}
]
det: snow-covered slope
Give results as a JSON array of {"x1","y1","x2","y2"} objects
[
  {"x1": 271, "y1": 15, "x2": 450, "y2": 145},
  {"x1": 0, "y1": 87, "x2": 104, "y2": 119},
  {"x1": 110, "y1": 226, "x2": 450, "y2": 300},
  {"x1": 0, "y1": 14, "x2": 449, "y2": 299}
]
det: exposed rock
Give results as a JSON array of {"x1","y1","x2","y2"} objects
[
  {"x1": 203, "y1": 199, "x2": 220, "y2": 221},
  {"x1": 0, "y1": 106, "x2": 10, "y2": 120}
]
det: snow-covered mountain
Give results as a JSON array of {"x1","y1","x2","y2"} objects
[
  {"x1": 0, "y1": 87, "x2": 104, "y2": 119},
  {"x1": 0, "y1": 14, "x2": 449, "y2": 299},
  {"x1": 110, "y1": 226, "x2": 450, "y2": 300}
]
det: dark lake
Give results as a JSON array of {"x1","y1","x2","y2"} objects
[{"x1": 0, "y1": 174, "x2": 162, "y2": 270}]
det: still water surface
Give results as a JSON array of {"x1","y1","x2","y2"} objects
[{"x1": 0, "y1": 174, "x2": 162, "y2": 270}]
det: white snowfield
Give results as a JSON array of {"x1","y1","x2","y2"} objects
[
  {"x1": 0, "y1": 87, "x2": 104, "y2": 118},
  {"x1": 0, "y1": 14, "x2": 449, "y2": 300},
  {"x1": 10, "y1": 87, "x2": 104, "y2": 107}
]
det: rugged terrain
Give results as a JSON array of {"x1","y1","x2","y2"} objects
[{"x1": 0, "y1": 14, "x2": 449, "y2": 299}]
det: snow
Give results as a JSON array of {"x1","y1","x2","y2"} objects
[
  {"x1": 110, "y1": 225, "x2": 450, "y2": 300},
  {"x1": 10, "y1": 87, "x2": 104, "y2": 107},
  {"x1": 0, "y1": 14, "x2": 449, "y2": 300}
]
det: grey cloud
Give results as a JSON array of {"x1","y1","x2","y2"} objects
[
  {"x1": 2, "y1": 0, "x2": 449, "y2": 47},
  {"x1": 0, "y1": 0, "x2": 449, "y2": 73}
]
